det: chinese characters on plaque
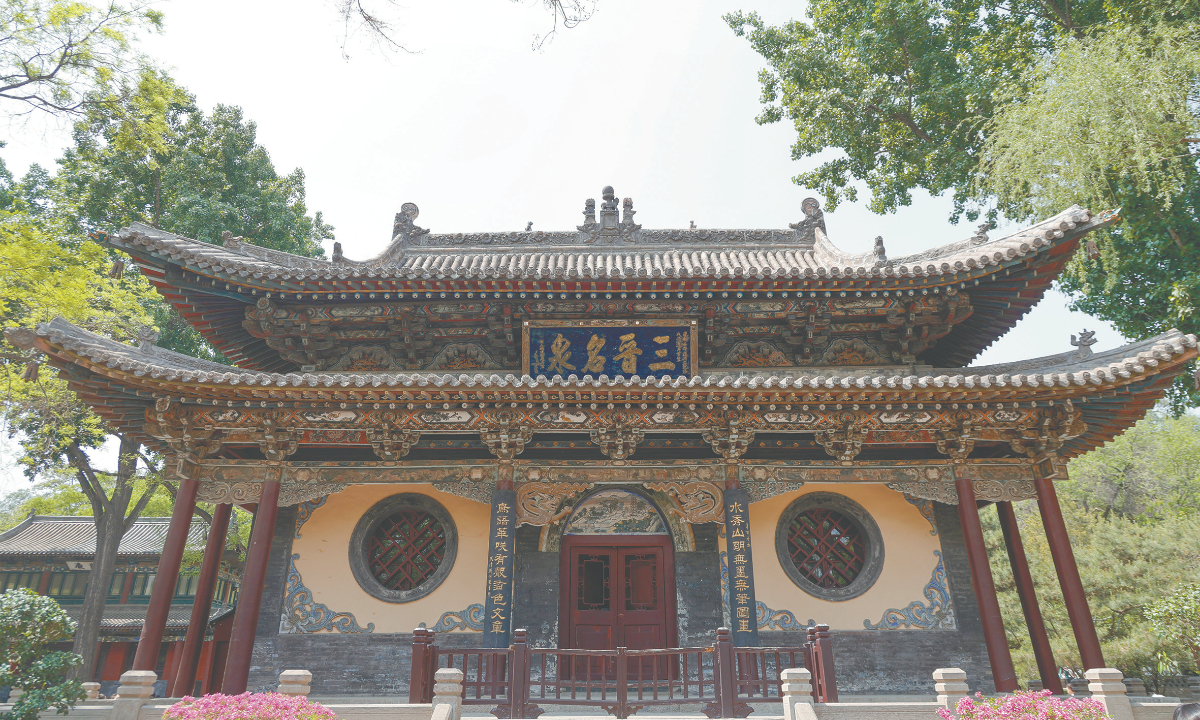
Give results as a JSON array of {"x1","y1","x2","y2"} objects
[
  {"x1": 724, "y1": 488, "x2": 760, "y2": 646},
  {"x1": 482, "y1": 489, "x2": 516, "y2": 648},
  {"x1": 523, "y1": 320, "x2": 698, "y2": 379}
]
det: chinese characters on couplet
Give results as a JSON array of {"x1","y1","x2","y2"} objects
[
  {"x1": 725, "y1": 500, "x2": 756, "y2": 636},
  {"x1": 526, "y1": 323, "x2": 696, "y2": 379},
  {"x1": 483, "y1": 500, "x2": 516, "y2": 644}
]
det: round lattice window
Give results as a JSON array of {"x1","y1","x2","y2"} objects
[
  {"x1": 774, "y1": 493, "x2": 883, "y2": 601},
  {"x1": 368, "y1": 510, "x2": 446, "y2": 591},
  {"x1": 350, "y1": 494, "x2": 458, "y2": 603}
]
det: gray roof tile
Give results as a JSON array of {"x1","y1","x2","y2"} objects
[{"x1": 0, "y1": 516, "x2": 209, "y2": 557}]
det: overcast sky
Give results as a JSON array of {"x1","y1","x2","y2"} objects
[{"x1": 0, "y1": 0, "x2": 1121, "y2": 493}]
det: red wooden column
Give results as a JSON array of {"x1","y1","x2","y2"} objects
[
  {"x1": 1034, "y1": 471, "x2": 1105, "y2": 669},
  {"x1": 955, "y1": 472, "x2": 1018, "y2": 691},
  {"x1": 169, "y1": 503, "x2": 232, "y2": 697},
  {"x1": 132, "y1": 475, "x2": 199, "y2": 671},
  {"x1": 996, "y1": 501, "x2": 1063, "y2": 693},
  {"x1": 223, "y1": 481, "x2": 281, "y2": 694}
]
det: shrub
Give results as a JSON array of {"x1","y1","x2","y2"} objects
[
  {"x1": 0, "y1": 589, "x2": 86, "y2": 720},
  {"x1": 163, "y1": 692, "x2": 338, "y2": 720},
  {"x1": 937, "y1": 690, "x2": 1109, "y2": 720}
]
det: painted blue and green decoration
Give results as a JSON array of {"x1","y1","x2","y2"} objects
[{"x1": 524, "y1": 321, "x2": 697, "y2": 379}]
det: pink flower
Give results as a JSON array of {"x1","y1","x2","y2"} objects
[
  {"x1": 163, "y1": 692, "x2": 338, "y2": 720},
  {"x1": 936, "y1": 689, "x2": 1109, "y2": 720}
]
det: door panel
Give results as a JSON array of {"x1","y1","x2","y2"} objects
[{"x1": 565, "y1": 540, "x2": 672, "y2": 677}]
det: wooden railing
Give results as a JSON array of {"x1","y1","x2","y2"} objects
[{"x1": 409, "y1": 625, "x2": 837, "y2": 718}]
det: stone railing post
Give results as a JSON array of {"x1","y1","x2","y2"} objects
[
  {"x1": 7, "y1": 689, "x2": 24, "y2": 703},
  {"x1": 781, "y1": 668, "x2": 818, "y2": 720},
  {"x1": 433, "y1": 667, "x2": 464, "y2": 720},
  {"x1": 934, "y1": 668, "x2": 969, "y2": 711},
  {"x1": 1122, "y1": 677, "x2": 1147, "y2": 697},
  {"x1": 1188, "y1": 676, "x2": 1200, "y2": 700},
  {"x1": 278, "y1": 670, "x2": 312, "y2": 697},
  {"x1": 112, "y1": 670, "x2": 158, "y2": 720},
  {"x1": 1028, "y1": 679, "x2": 1044, "y2": 693},
  {"x1": 81, "y1": 682, "x2": 101, "y2": 701},
  {"x1": 1086, "y1": 669, "x2": 1134, "y2": 720}
]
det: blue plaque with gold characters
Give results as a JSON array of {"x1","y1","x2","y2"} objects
[{"x1": 523, "y1": 320, "x2": 699, "y2": 379}]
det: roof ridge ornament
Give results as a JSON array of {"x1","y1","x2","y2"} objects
[
  {"x1": 1071, "y1": 329, "x2": 1098, "y2": 361},
  {"x1": 136, "y1": 326, "x2": 160, "y2": 353},
  {"x1": 788, "y1": 197, "x2": 826, "y2": 245}
]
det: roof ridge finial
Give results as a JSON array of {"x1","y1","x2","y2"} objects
[
  {"x1": 136, "y1": 326, "x2": 160, "y2": 354},
  {"x1": 1071, "y1": 329, "x2": 1097, "y2": 361},
  {"x1": 789, "y1": 197, "x2": 825, "y2": 244}
]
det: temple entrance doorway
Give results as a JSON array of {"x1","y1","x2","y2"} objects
[{"x1": 558, "y1": 490, "x2": 678, "y2": 661}]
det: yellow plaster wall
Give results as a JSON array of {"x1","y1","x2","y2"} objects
[
  {"x1": 291, "y1": 484, "x2": 490, "y2": 633},
  {"x1": 751, "y1": 484, "x2": 944, "y2": 631}
]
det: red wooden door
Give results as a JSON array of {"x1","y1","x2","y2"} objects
[{"x1": 562, "y1": 535, "x2": 676, "y2": 678}]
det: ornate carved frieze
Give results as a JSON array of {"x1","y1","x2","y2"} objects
[
  {"x1": 887, "y1": 478, "x2": 1037, "y2": 504},
  {"x1": 195, "y1": 480, "x2": 348, "y2": 506},
  {"x1": 644, "y1": 481, "x2": 724, "y2": 524},
  {"x1": 432, "y1": 468, "x2": 497, "y2": 504},
  {"x1": 515, "y1": 482, "x2": 593, "y2": 526},
  {"x1": 480, "y1": 411, "x2": 535, "y2": 461},
  {"x1": 590, "y1": 425, "x2": 645, "y2": 461}
]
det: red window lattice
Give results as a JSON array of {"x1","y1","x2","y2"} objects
[
  {"x1": 786, "y1": 508, "x2": 866, "y2": 589},
  {"x1": 368, "y1": 510, "x2": 446, "y2": 592}
]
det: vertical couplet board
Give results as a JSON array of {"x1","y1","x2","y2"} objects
[
  {"x1": 483, "y1": 488, "x2": 517, "y2": 648},
  {"x1": 724, "y1": 488, "x2": 760, "y2": 647},
  {"x1": 523, "y1": 320, "x2": 699, "y2": 379}
]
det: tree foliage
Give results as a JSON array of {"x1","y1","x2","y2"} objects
[
  {"x1": 0, "y1": 589, "x2": 85, "y2": 720},
  {"x1": 1147, "y1": 584, "x2": 1200, "y2": 669},
  {"x1": 984, "y1": 412, "x2": 1200, "y2": 689},
  {"x1": 728, "y1": 0, "x2": 1200, "y2": 408},
  {"x1": 0, "y1": 0, "x2": 162, "y2": 116}
]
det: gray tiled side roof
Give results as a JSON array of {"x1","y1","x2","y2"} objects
[
  {"x1": 112, "y1": 205, "x2": 1100, "y2": 282},
  {"x1": 0, "y1": 515, "x2": 208, "y2": 556},
  {"x1": 62, "y1": 603, "x2": 235, "y2": 630},
  {"x1": 20, "y1": 317, "x2": 1197, "y2": 393}
]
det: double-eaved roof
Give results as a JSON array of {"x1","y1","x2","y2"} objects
[{"x1": 105, "y1": 192, "x2": 1110, "y2": 370}]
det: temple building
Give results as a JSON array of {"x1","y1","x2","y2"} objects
[
  {"x1": 6, "y1": 187, "x2": 1196, "y2": 698},
  {"x1": 0, "y1": 514, "x2": 239, "y2": 696}
]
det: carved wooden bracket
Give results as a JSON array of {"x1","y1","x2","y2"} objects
[
  {"x1": 146, "y1": 398, "x2": 225, "y2": 459},
  {"x1": 1004, "y1": 400, "x2": 1086, "y2": 458},
  {"x1": 645, "y1": 481, "x2": 724, "y2": 524},
  {"x1": 590, "y1": 426, "x2": 645, "y2": 461},
  {"x1": 481, "y1": 411, "x2": 535, "y2": 460},
  {"x1": 935, "y1": 421, "x2": 975, "y2": 461},
  {"x1": 366, "y1": 419, "x2": 420, "y2": 461},
  {"x1": 815, "y1": 420, "x2": 868, "y2": 461},
  {"x1": 701, "y1": 414, "x2": 756, "y2": 460},
  {"x1": 258, "y1": 414, "x2": 299, "y2": 462}
]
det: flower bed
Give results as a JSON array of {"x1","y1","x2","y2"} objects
[
  {"x1": 163, "y1": 692, "x2": 338, "y2": 720},
  {"x1": 938, "y1": 690, "x2": 1109, "y2": 720}
]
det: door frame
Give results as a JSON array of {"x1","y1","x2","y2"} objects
[{"x1": 558, "y1": 534, "x2": 679, "y2": 651}]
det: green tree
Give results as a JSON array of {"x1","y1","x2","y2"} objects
[
  {"x1": 727, "y1": 1, "x2": 1200, "y2": 406},
  {"x1": 0, "y1": 0, "x2": 163, "y2": 116},
  {"x1": 1148, "y1": 584, "x2": 1200, "y2": 669},
  {"x1": 1060, "y1": 411, "x2": 1200, "y2": 520},
  {"x1": 0, "y1": 589, "x2": 86, "y2": 720}
]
